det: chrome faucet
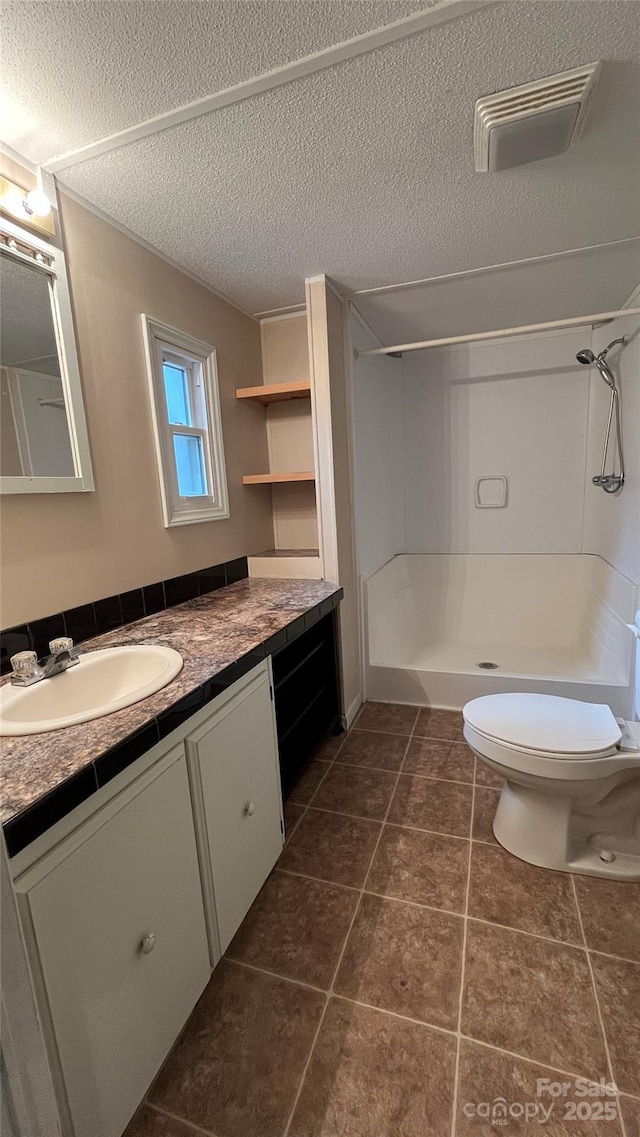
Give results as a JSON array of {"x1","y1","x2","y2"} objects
[{"x1": 10, "y1": 637, "x2": 80, "y2": 687}]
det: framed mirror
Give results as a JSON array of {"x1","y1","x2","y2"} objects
[{"x1": 0, "y1": 210, "x2": 94, "y2": 493}]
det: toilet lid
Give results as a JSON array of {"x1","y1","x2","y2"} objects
[{"x1": 463, "y1": 693, "x2": 621, "y2": 757}]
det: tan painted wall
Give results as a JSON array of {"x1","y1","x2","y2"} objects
[
  {"x1": 261, "y1": 316, "x2": 309, "y2": 386},
  {"x1": 0, "y1": 192, "x2": 273, "y2": 626},
  {"x1": 261, "y1": 314, "x2": 318, "y2": 551}
]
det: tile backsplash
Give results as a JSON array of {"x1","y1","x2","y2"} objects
[{"x1": 0, "y1": 557, "x2": 248, "y2": 676}]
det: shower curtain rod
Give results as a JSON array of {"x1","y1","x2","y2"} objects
[{"x1": 355, "y1": 307, "x2": 640, "y2": 357}]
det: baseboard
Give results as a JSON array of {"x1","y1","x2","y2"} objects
[{"x1": 342, "y1": 693, "x2": 362, "y2": 731}]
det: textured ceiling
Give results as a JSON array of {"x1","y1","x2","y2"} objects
[
  {"x1": 2, "y1": 1, "x2": 639, "y2": 325},
  {"x1": 351, "y1": 241, "x2": 640, "y2": 344},
  {"x1": 0, "y1": 0, "x2": 425, "y2": 163}
]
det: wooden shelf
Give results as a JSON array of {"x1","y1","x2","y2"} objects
[
  {"x1": 235, "y1": 380, "x2": 311, "y2": 405},
  {"x1": 242, "y1": 471, "x2": 315, "y2": 485},
  {"x1": 248, "y1": 549, "x2": 322, "y2": 579},
  {"x1": 252, "y1": 548, "x2": 319, "y2": 558}
]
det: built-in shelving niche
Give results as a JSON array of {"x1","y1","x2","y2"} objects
[
  {"x1": 235, "y1": 380, "x2": 311, "y2": 405},
  {"x1": 238, "y1": 312, "x2": 321, "y2": 579}
]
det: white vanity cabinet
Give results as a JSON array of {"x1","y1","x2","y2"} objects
[
  {"x1": 10, "y1": 659, "x2": 285, "y2": 1137},
  {"x1": 186, "y1": 658, "x2": 284, "y2": 956},
  {"x1": 14, "y1": 746, "x2": 211, "y2": 1137}
]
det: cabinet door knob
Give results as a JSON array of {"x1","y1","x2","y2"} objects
[
  {"x1": 244, "y1": 801, "x2": 255, "y2": 816},
  {"x1": 140, "y1": 933, "x2": 156, "y2": 955}
]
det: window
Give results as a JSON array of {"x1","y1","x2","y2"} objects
[{"x1": 141, "y1": 317, "x2": 229, "y2": 527}]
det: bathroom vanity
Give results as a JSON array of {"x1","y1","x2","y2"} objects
[{"x1": 1, "y1": 577, "x2": 342, "y2": 1137}]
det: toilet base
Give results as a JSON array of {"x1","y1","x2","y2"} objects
[{"x1": 493, "y1": 782, "x2": 640, "y2": 881}]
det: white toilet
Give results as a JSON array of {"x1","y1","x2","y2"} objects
[{"x1": 463, "y1": 613, "x2": 640, "y2": 879}]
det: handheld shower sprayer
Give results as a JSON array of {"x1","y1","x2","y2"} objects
[{"x1": 576, "y1": 337, "x2": 626, "y2": 493}]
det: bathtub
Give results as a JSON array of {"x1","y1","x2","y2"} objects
[{"x1": 364, "y1": 554, "x2": 638, "y2": 716}]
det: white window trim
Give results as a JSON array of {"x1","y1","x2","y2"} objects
[{"x1": 141, "y1": 316, "x2": 229, "y2": 527}]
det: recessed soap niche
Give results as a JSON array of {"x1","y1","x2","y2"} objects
[
  {"x1": 238, "y1": 312, "x2": 321, "y2": 578},
  {"x1": 475, "y1": 475, "x2": 509, "y2": 508}
]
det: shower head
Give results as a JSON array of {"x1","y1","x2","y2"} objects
[
  {"x1": 575, "y1": 338, "x2": 627, "y2": 390},
  {"x1": 576, "y1": 337, "x2": 627, "y2": 368},
  {"x1": 576, "y1": 348, "x2": 595, "y2": 365},
  {"x1": 599, "y1": 336, "x2": 627, "y2": 360}
]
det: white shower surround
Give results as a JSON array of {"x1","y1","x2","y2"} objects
[{"x1": 365, "y1": 553, "x2": 637, "y2": 716}]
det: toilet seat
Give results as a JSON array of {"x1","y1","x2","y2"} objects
[
  {"x1": 464, "y1": 693, "x2": 621, "y2": 759},
  {"x1": 462, "y1": 693, "x2": 639, "y2": 781}
]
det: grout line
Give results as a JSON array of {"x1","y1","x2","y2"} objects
[
  {"x1": 294, "y1": 802, "x2": 397, "y2": 825},
  {"x1": 283, "y1": 806, "x2": 305, "y2": 843},
  {"x1": 282, "y1": 730, "x2": 415, "y2": 1136},
  {"x1": 464, "y1": 914, "x2": 585, "y2": 953},
  {"x1": 384, "y1": 818, "x2": 470, "y2": 844},
  {"x1": 570, "y1": 875, "x2": 628, "y2": 1137},
  {"x1": 347, "y1": 727, "x2": 415, "y2": 737},
  {"x1": 226, "y1": 957, "x2": 328, "y2": 997},
  {"x1": 349, "y1": 726, "x2": 416, "y2": 739},
  {"x1": 413, "y1": 732, "x2": 466, "y2": 743},
  {"x1": 301, "y1": 802, "x2": 385, "y2": 826},
  {"x1": 588, "y1": 946, "x2": 640, "y2": 967},
  {"x1": 285, "y1": 802, "x2": 310, "y2": 841},
  {"x1": 145, "y1": 1102, "x2": 219, "y2": 1137},
  {"x1": 451, "y1": 747, "x2": 475, "y2": 1136},
  {"x1": 331, "y1": 992, "x2": 457, "y2": 1038},
  {"x1": 275, "y1": 866, "x2": 362, "y2": 893},
  {"x1": 281, "y1": 999, "x2": 329, "y2": 1137},
  {"x1": 402, "y1": 771, "x2": 474, "y2": 786},
  {"x1": 291, "y1": 801, "x2": 471, "y2": 837},
  {"x1": 457, "y1": 1034, "x2": 628, "y2": 1088},
  {"x1": 363, "y1": 885, "x2": 464, "y2": 917},
  {"x1": 336, "y1": 756, "x2": 475, "y2": 785},
  {"x1": 472, "y1": 835, "x2": 501, "y2": 847}
]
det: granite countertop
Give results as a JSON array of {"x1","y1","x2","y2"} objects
[{"x1": 1, "y1": 577, "x2": 341, "y2": 830}]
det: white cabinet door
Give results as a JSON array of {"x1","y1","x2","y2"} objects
[
  {"x1": 15, "y1": 748, "x2": 210, "y2": 1137},
  {"x1": 187, "y1": 661, "x2": 284, "y2": 956}
]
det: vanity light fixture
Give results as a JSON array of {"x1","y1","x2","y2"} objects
[
  {"x1": 23, "y1": 188, "x2": 52, "y2": 218},
  {"x1": 0, "y1": 175, "x2": 55, "y2": 237}
]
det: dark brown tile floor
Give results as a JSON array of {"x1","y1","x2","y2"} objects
[{"x1": 126, "y1": 701, "x2": 640, "y2": 1137}]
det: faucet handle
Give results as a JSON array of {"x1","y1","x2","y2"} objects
[
  {"x1": 11, "y1": 651, "x2": 43, "y2": 680},
  {"x1": 49, "y1": 636, "x2": 74, "y2": 654}
]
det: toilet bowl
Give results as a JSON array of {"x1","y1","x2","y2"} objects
[{"x1": 463, "y1": 692, "x2": 640, "y2": 880}]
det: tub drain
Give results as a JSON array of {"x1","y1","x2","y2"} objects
[{"x1": 477, "y1": 661, "x2": 499, "y2": 669}]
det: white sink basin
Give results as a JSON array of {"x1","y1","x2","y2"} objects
[{"x1": 0, "y1": 645, "x2": 183, "y2": 736}]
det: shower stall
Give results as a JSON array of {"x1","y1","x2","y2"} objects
[
  {"x1": 364, "y1": 553, "x2": 635, "y2": 716},
  {"x1": 350, "y1": 299, "x2": 640, "y2": 719}
]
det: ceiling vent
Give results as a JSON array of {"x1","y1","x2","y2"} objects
[{"x1": 474, "y1": 62, "x2": 602, "y2": 172}]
